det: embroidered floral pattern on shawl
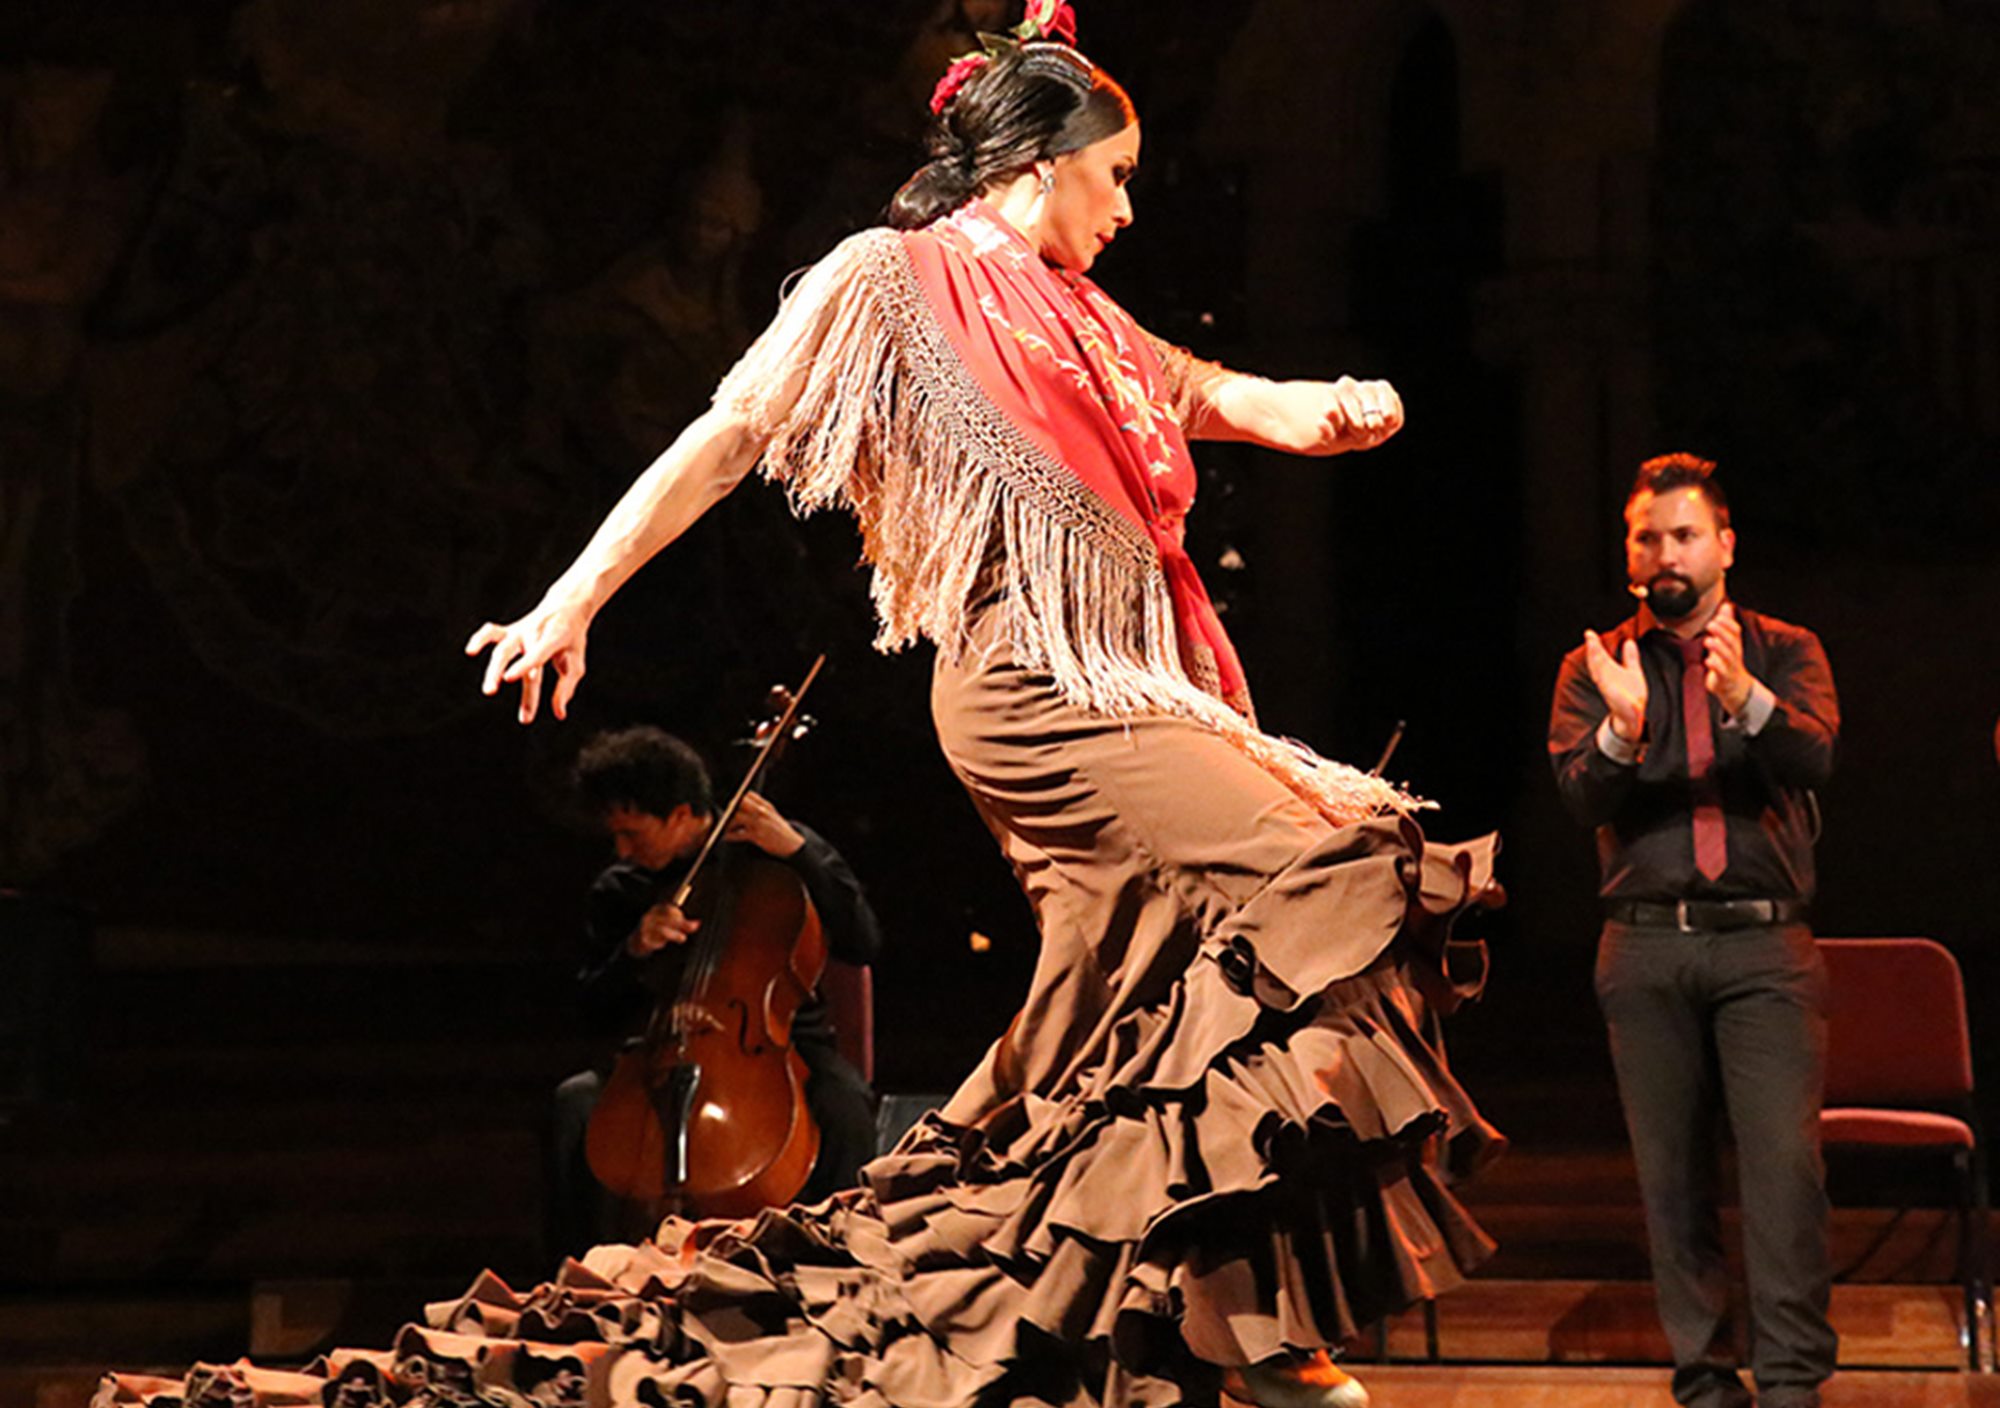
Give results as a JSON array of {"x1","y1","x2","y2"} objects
[{"x1": 713, "y1": 203, "x2": 1414, "y2": 824}]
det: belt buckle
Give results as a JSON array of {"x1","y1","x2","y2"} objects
[{"x1": 1675, "y1": 899, "x2": 1695, "y2": 933}]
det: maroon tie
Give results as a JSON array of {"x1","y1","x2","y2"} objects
[{"x1": 1678, "y1": 634, "x2": 1728, "y2": 881}]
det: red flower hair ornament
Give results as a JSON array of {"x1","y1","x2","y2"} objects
[
  {"x1": 930, "y1": 52, "x2": 991, "y2": 115},
  {"x1": 1018, "y1": 0, "x2": 1079, "y2": 44},
  {"x1": 930, "y1": 3, "x2": 1083, "y2": 117}
]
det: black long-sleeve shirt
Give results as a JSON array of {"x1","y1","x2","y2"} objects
[
  {"x1": 576, "y1": 821, "x2": 883, "y2": 1054},
  {"x1": 1548, "y1": 603, "x2": 1838, "y2": 903}
]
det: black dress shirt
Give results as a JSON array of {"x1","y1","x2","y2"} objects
[
  {"x1": 577, "y1": 821, "x2": 883, "y2": 1053},
  {"x1": 1548, "y1": 603, "x2": 1838, "y2": 903}
]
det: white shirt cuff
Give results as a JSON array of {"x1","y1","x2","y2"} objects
[
  {"x1": 1596, "y1": 715, "x2": 1642, "y2": 764},
  {"x1": 1721, "y1": 680, "x2": 1777, "y2": 736}
]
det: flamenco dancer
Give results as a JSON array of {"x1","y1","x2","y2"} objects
[{"x1": 101, "y1": 7, "x2": 1499, "y2": 1408}]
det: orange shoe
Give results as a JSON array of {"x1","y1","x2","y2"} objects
[{"x1": 1220, "y1": 1351, "x2": 1369, "y2": 1408}]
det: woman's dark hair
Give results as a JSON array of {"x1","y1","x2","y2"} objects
[
  {"x1": 572, "y1": 726, "x2": 714, "y2": 822},
  {"x1": 888, "y1": 43, "x2": 1135, "y2": 229}
]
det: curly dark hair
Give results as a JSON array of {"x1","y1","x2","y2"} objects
[
  {"x1": 571, "y1": 726, "x2": 714, "y2": 821},
  {"x1": 888, "y1": 41, "x2": 1135, "y2": 230},
  {"x1": 1630, "y1": 451, "x2": 1731, "y2": 529}
]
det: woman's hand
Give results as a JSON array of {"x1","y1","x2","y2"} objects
[
  {"x1": 461, "y1": 408, "x2": 766, "y2": 724},
  {"x1": 1198, "y1": 374, "x2": 1404, "y2": 455},
  {"x1": 465, "y1": 594, "x2": 595, "y2": 724},
  {"x1": 1298, "y1": 376, "x2": 1404, "y2": 455}
]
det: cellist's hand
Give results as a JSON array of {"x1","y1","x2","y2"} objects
[
  {"x1": 630, "y1": 901, "x2": 699, "y2": 956},
  {"x1": 725, "y1": 791, "x2": 806, "y2": 859}
]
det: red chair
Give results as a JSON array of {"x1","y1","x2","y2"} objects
[{"x1": 1818, "y1": 937, "x2": 1992, "y2": 1370}]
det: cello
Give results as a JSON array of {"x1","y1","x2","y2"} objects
[{"x1": 585, "y1": 658, "x2": 830, "y2": 1218}]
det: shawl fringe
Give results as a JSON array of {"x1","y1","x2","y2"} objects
[{"x1": 713, "y1": 230, "x2": 1418, "y2": 826}]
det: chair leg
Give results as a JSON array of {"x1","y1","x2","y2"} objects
[
  {"x1": 1363, "y1": 1317, "x2": 1387, "y2": 1363},
  {"x1": 1973, "y1": 1141, "x2": 1995, "y2": 1372},
  {"x1": 1959, "y1": 1149, "x2": 1976, "y2": 1370},
  {"x1": 1958, "y1": 1146, "x2": 1996, "y2": 1371},
  {"x1": 1363, "y1": 1306, "x2": 1437, "y2": 1364}
]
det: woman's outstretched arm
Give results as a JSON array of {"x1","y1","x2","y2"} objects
[
  {"x1": 1187, "y1": 373, "x2": 1405, "y2": 456},
  {"x1": 465, "y1": 406, "x2": 765, "y2": 724}
]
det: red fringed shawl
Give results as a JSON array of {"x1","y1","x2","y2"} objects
[{"x1": 714, "y1": 201, "x2": 1412, "y2": 823}]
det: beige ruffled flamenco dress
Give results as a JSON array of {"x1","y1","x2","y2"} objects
[{"x1": 97, "y1": 214, "x2": 1503, "y2": 1408}]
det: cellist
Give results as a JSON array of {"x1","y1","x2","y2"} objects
[{"x1": 547, "y1": 725, "x2": 884, "y2": 1259}]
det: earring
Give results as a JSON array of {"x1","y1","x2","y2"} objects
[{"x1": 1039, "y1": 170, "x2": 1055, "y2": 194}]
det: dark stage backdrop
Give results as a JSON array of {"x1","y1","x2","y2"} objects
[{"x1": 2, "y1": 0, "x2": 1996, "y2": 1179}]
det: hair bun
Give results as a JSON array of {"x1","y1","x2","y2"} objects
[{"x1": 888, "y1": 156, "x2": 978, "y2": 230}]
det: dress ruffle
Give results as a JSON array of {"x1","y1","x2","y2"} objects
[{"x1": 95, "y1": 828, "x2": 1500, "y2": 1408}]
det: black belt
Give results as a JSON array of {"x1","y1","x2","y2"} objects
[{"x1": 1606, "y1": 898, "x2": 1808, "y2": 932}]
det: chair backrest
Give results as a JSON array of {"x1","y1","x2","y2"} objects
[
  {"x1": 1819, "y1": 938, "x2": 1973, "y2": 1107},
  {"x1": 819, "y1": 959, "x2": 874, "y2": 1085}
]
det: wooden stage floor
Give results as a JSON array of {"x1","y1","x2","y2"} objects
[
  {"x1": 1351, "y1": 1364, "x2": 2000, "y2": 1406},
  {"x1": 12, "y1": 1360, "x2": 1992, "y2": 1408},
  {"x1": 6, "y1": 1276, "x2": 1997, "y2": 1408}
]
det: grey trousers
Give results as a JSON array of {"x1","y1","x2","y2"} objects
[{"x1": 1595, "y1": 920, "x2": 1838, "y2": 1408}]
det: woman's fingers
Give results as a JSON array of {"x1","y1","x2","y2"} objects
[
  {"x1": 470, "y1": 604, "x2": 591, "y2": 724},
  {"x1": 464, "y1": 622, "x2": 504, "y2": 655},
  {"x1": 550, "y1": 651, "x2": 586, "y2": 721},
  {"x1": 1330, "y1": 377, "x2": 1370, "y2": 433},
  {"x1": 516, "y1": 664, "x2": 545, "y2": 725},
  {"x1": 501, "y1": 630, "x2": 548, "y2": 681},
  {"x1": 480, "y1": 631, "x2": 521, "y2": 697},
  {"x1": 1324, "y1": 377, "x2": 1403, "y2": 448},
  {"x1": 1374, "y1": 384, "x2": 1405, "y2": 434},
  {"x1": 1351, "y1": 381, "x2": 1401, "y2": 440}
]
